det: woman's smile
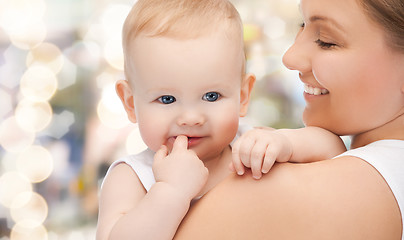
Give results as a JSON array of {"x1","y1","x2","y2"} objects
[{"x1": 304, "y1": 84, "x2": 329, "y2": 95}]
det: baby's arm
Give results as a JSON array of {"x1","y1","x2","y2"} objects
[
  {"x1": 96, "y1": 136, "x2": 208, "y2": 240},
  {"x1": 231, "y1": 126, "x2": 346, "y2": 179},
  {"x1": 276, "y1": 127, "x2": 346, "y2": 162}
]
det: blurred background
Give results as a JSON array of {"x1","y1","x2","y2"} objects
[{"x1": 0, "y1": 0, "x2": 304, "y2": 239}]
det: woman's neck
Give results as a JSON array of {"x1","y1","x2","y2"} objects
[{"x1": 351, "y1": 112, "x2": 404, "y2": 149}]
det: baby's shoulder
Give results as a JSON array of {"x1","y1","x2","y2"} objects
[{"x1": 101, "y1": 162, "x2": 146, "y2": 196}]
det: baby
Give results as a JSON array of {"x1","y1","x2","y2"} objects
[{"x1": 96, "y1": 0, "x2": 346, "y2": 239}]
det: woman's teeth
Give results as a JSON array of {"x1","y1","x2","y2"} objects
[{"x1": 304, "y1": 84, "x2": 329, "y2": 95}]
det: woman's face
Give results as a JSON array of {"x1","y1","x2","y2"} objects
[{"x1": 283, "y1": 0, "x2": 404, "y2": 136}]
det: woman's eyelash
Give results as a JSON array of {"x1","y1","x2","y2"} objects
[
  {"x1": 315, "y1": 39, "x2": 337, "y2": 49},
  {"x1": 298, "y1": 22, "x2": 337, "y2": 49}
]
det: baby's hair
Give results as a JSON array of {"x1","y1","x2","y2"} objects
[
  {"x1": 123, "y1": 0, "x2": 242, "y2": 39},
  {"x1": 122, "y1": 0, "x2": 246, "y2": 81}
]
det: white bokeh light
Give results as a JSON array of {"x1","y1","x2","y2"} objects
[
  {"x1": 26, "y1": 42, "x2": 64, "y2": 74},
  {"x1": 0, "y1": 116, "x2": 35, "y2": 153},
  {"x1": 0, "y1": 171, "x2": 32, "y2": 208},
  {"x1": 17, "y1": 145, "x2": 54, "y2": 183},
  {"x1": 10, "y1": 191, "x2": 48, "y2": 227},
  {"x1": 20, "y1": 66, "x2": 58, "y2": 102},
  {"x1": 15, "y1": 99, "x2": 53, "y2": 133}
]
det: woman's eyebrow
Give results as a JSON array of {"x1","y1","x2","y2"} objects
[{"x1": 309, "y1": 15, "x2": 346, "y2": 33}]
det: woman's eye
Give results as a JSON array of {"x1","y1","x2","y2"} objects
[
  {"x1": 315, "y1": 39, "x2": 337, "y2": 49},
  {"x1": 158, "y1": 95, "x2": 176, "y2": 104},
  {"x1": 202, "y1": 92, "x2": 220, "y2": 102}
]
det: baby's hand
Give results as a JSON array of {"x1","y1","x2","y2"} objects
[
  {"x1": 153, "y1": 135, "x2": 209, "y2": 201},
  {"x1": 231, "y1": 127, "x2": 292, "y2": 180}
]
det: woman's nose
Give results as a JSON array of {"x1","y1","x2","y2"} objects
[
  {"x1": 176, "y1": 110, "x2": 205, "y2": 126},
  {"x1": 282, "y1": 33, "x2": 311, "y2": 73}
]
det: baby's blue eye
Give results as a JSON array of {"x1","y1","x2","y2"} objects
[
  {"x1": 158, "y1": 95, "x2": 176, "y2": 104},
  {"x1": 202, "y1": 92, "x2": 220, "y2": 102}
]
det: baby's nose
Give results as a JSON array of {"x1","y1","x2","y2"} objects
[{"x1": 176, "y1": 110, "x2": 205, "y2": 126}]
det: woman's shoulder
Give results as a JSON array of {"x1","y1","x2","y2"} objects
[{"x1": 175, "y1": 157, "x2": 402, "y2": 239}]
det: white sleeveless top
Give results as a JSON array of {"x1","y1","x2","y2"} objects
[
  {"x1": 103, "y1": 124, "x2": 252, "y2": 192},
  {"x1": 106, "y1": 148, "x2": 156, "y2": 191},
  {"x1": 336, "y1": 140, "x2": 404, "y2": 239}
]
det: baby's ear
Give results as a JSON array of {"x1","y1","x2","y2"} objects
[
  {"x1": 116, "y1": 80, "x2": 137, "y2": 123},
  {"x1": 239, "y1": 73, "x2": 256, "y2": 117}
]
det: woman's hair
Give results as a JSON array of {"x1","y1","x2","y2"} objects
[
  {"x1": 360, "y1": 0, "x2": 404, "y2": 52},
  {"x1": 122, "y1": 0, "x2": 245, "y2": 81}
]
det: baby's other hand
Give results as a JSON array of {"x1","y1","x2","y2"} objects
[
  {"x1": 230, "y1": 128, "x2": 292, "y2": 180},
  {"x1": 153, "y1": 135, "x2": 209, "y2": 201}
]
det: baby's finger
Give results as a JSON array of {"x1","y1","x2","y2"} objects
[
  {"x1": 231, "y1": 153, "x2": 245, "y2": 175},
  {"x1": 250, "y1": 142, "x2": 267, "y2": 179},
  {"x1": 172, "y1": 135, "x2": 188, "y2": 152},
  {"x1": 228, "y1": 162, "x2": 236, "y2": 172},
  {"x1": 238, "y1": 137, "x2": 256, "y2": 168},
  {"x1": 261, "y1": 147, "x2": 277, "y2": 174},
  {"x1": 231, "y1": 140, "x2": 246, "y2": 175},
  {"x1": 154, "y1": 145, "x2": 168, "y2": 164}
]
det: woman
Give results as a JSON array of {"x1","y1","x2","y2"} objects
[{"x1": 174, "y1": 0, "x2": 404, "y2": 238}]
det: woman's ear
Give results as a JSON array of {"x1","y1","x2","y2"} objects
[
  {"x1": 116, "y1": 80, "x2": 137, "y2": 123},
  {"x1": 239, "y1": 73, "x2": 256, "y2": 117}
]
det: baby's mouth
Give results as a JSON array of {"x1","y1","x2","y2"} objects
[
  {"x1": 304, "y1": 84, "x2": 329, "y2": 95},
  {"x1": 169, "y1": 136, "x2": 203, "y2": 147}
]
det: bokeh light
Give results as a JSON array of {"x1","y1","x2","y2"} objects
[
  {"x1": 57, "y1": 57, "x2": 78, "y2": 90},
  {"x1": 0, "y1": 0, "x2": 46, "y2": 35},
  {"x1": 8, "y1": 21, "x2": 47, "y2": 50},
  {"x1": 100, "y1": 4, "x2": 131, "y2": 38},
  {"x1": 97, "y1": 99, "x2": 129, "y2": 129},
  {"x1": 63, "y1": 40, "x2": 100, "y2": 71},
  {"x1": 126, "y1": 126, "x2": 148, "y2": 155},
  {"x1": 0, "y1": 88, "x2": 13, "y2": 119},
  {"x1": 0, "y1": 44, "x2": 27, "y2": 89},
  {"x1": 100, "y1": 4, "x2": 131, "y2": 70},
  {"x1": 26, "y1": 42, "x2": 64, "y2": 74},
  {"x1": 10, "y1": 222, "x2": 48, "y2": 240},
  {"x1": 0, "y1": 116, "x2": 35, "y2": 153},
  {"x1": 103, "y1": 37, "x2": 124, "y2": 70},
  {"x1": 0, "y1": 0, "x2": 48, "y2": 49},
  {"x1": 15, "y1": 99, "x2": 53, "y2": 132},
  {"x1": 16, "y1": 145, "x2": 54, "y2": 183},
  {"x1": 263, "y1": 16, "x2": 286, "y2": 39},
  {"x1": 243, "y1": 23, "x2": 262, "y2": 42},
  {"x1": 97, "y1": 83, "x2": 129, "y2": 129},
  {"x1": 0, "y1": 171, "x2": 32, "y2": 208},
  {"x1": 10, "y1": 192, "x2": 48, "y2": 227},
  {"x1": 0, "y1": 45, "x2": 28, "y2": 89},
  {"x1": 20, "y1": 66, "x2": 58, "y2": 102}
]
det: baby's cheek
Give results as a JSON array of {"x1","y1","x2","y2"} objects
[
  {"x1": 137, "y1": 122, "x2": 164, "y2": 152},
  {"x1": 220, "y1": 114, "x2": 240, "y2": 141}
]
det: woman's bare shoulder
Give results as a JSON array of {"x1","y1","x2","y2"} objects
[{"x1": 175, "y1": 156, "x2": 402, "y2": 240}]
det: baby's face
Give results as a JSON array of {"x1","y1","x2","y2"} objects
[{"x1": 127, "y1": 32, "x2": 246, "y2": 161}]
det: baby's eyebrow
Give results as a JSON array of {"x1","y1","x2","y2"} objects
[{"x1": 145, "y1": 87, "x2": 176, "y2": 94}]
